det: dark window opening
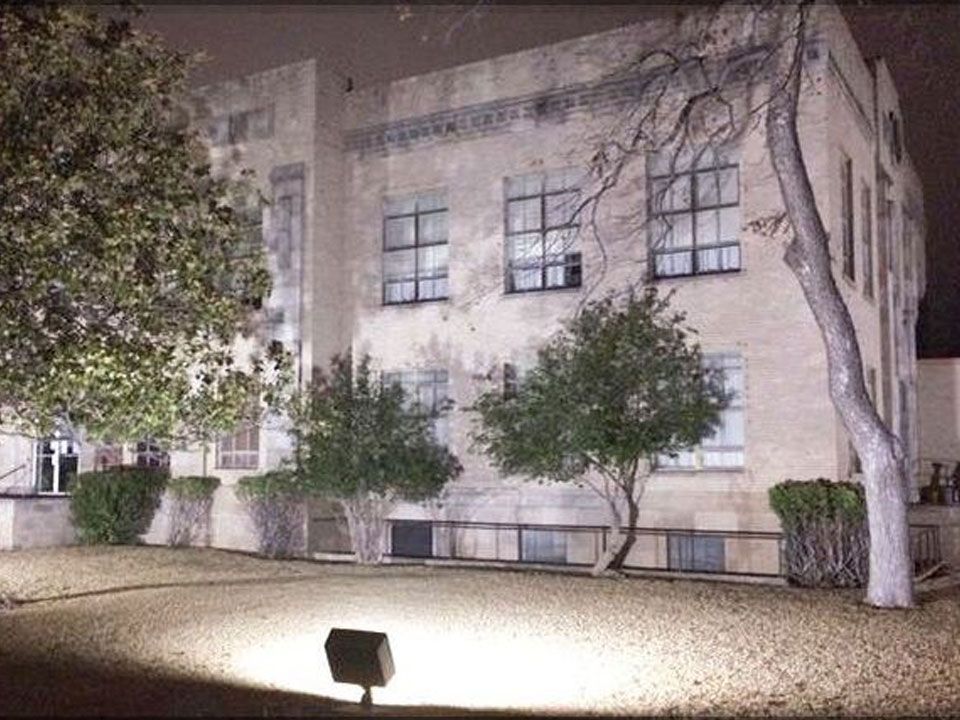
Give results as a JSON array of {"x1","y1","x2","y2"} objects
[
  {"x1": 391, "y1": 520, "x2": 433, "y2": 558},
  {"x1": 667, "y1": 534, "x2": 725, "y2": 572}
]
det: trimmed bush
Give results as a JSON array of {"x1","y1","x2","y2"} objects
[
  {"x1": 235, "y1": 470, "x2": 305, "y2": 559},
  {"x1": 769, "y1": 478, "x2": 868, "y2": 587},
  {"x1": 70, "y1": 466, "x2": 168, "y2": 545},
  {"x1": 168, "y1": 475, "x2": 220, "y2": 502},
  {"x1": 167, "y1": 476, "x2": 220, "y2": 547}
]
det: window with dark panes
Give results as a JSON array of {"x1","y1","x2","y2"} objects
[
  {"x1": 36, "y1": 433, "x2": 79, "y2": 494},
  {"x1": 134, "y1": 437, "x2": 169, "y2": 468},
  {"x1": 504, "y1": 169, "x2": 582, "y2": 293},
  {"x1": 861, "y1": 181, "x2": 873, "y2": 298},
  {"x1": 502, "y1": 362, "x2": 519, "y2": 399},
  {"x1": 382, "y1": 369, "x2": 450, "y2": 444},
  {"x1": 520, "y1": 528, "x2": 567, "y2": 564},
  {"x1": 841, "y1": 155, "x2": 855, "y2": 281},
  {"x1": 390, "y1": 520, "x2": 433, "y2": 558},
  {"x1": 648, "y1": 146, "x2": 740, "y2": 278},
  {"x1": 382, "y1": 191, "x2": 449, "y2": 304},
  {"x1": 667, "y1": 534, "x2": 725, "y2": 572}
]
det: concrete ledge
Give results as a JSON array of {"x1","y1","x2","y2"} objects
[{"x1": 0, "y1": 496, "x2": 75, "y2": 551}]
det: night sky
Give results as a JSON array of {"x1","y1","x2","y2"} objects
[{"x1": 132, "y1": 3, "x2": 960, "y2": 357}]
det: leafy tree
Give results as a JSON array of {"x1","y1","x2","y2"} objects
[
  {"x1": 292, "y1": 353, "x2": 461, "y2": 564},
  {"x1": 472, "y1": 289, "x2": 727, "y2": 574},
  {"x1": 0, "y1": 5, "x2": 289, "y2": 443}
]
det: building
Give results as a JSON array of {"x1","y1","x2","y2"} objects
[{"x1": 0, "y1": 5, "x2": 932, "y2": 574}]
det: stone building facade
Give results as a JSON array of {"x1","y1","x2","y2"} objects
[{"x1": 0, "y1": 5, "x2": 927, "y2": 573}]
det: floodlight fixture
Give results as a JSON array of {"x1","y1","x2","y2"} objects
[{"x1": 324, "y1": 627, "x2": 394, "y2": 707}]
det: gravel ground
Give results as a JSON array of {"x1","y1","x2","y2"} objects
[{"x1": 0, "y1": 546, "x2": 958, "y2": 717}]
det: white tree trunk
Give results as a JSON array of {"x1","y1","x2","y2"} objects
[
  {"x1": 342, "y1": 493, "x2": 393, "y2": 565},
  {"x1": 766, "y1": 4, "x2": 913, "y2": 607},
  {"x1": 592, "y1": 497, "x2": 625, "y2": 576}
]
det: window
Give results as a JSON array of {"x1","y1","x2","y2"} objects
[
  {"x1": 505, "y1": 169, "x2": 582, "y2": 293},
  {"x1": 133, "y1": 438, "x2": 169, "y2": 469},
  {"x1": 382, "y1": 369, "x2": 450, "y2": 444},
  {"x1": 382, "y1": 191, "x2": 448, "y2": 304},
  {"x1": 861, "y1": 181, "x2": 873, "y2": 298},
  {"x1": 521, "y1": 528, "x2": 567, "y2": 564},
  {"x1": 648, "y1": 145, "x2": 740, "y2": 278},
  {"x1": 94, "y1": 442, "x2": 123, "y2": 470},
  {"x1": 667, "y1": 534, "x2": 725, "y2": 572},
  {"x1": 217, "y1": 425, "x2": 259, "y2": 470},
  {"x1": 658, "y1": 353, "x2": 744, "y2": 470},
  {"x1": 390, "y1": 521, "x2": 433, "y2": 558},
  {"x1": 37, "y1": 436, "x2": 79, "y2": 494},
  {"x1": 840, "y1": 155, "x2": 855, "y2": 282},
  {"x1": 208, "y1": 106, "x2": 274, "y2": 146},
  {"x1": 222, "y1": 198, "x2": 264, "y2": 307},
  {"x1": 503, "y1": 363, "x2": 520, "y2": 399},
  {"x1": 36, "y1": 433, "x2": 79, "y2": 494}
]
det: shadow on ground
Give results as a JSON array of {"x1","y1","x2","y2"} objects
[{"x1": 0, "y1": 653, "x2": 521, "y2": 717}]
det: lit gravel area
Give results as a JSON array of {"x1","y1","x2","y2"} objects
[{"x1": 1, "y1": 546, "x2": 958, "y2": 716}]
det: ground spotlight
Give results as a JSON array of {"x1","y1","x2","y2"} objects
[{"x1": 324, "y1": 627, "x2": 394, "y2": 707}]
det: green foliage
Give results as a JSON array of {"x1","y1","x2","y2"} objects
[
  {"x1": 769, "y1": 478, "x2": 867, "y2": 528},
  {"x1": 769, "y1": 479, "x2": 868, "y2": 587},
  {"x1": 167, "y1": 475, "x2": 220, "y2": 501},
  {"x1": 235, "y1": 470, "x2": 305, "y2": 558},
  {"x1": 70, "y1": 467, "x2": 168, "y2": 545},
  {"x1": 0, "y1": 5, "x2": 291, "y2": 441},
  {"x1": 292, "y1": 353, "x2": 462, "y2": 503},
  {"x1": 472, "y1": 288, "x2": 727, "y2": 485},
  {"x1": 235, "y1": 470, "x2": 303, "y2": 503}
]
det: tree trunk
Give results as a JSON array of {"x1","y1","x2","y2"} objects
[
  {"x1": 609, "y1": 494, "x2": 639, "y2": 570},
  {"x1": 765, "y1": 4, "x2": 913, "y2": 607},
  {"x1": 343, "y1": 494, "x2": 392, "y2": 565},
  {"x1": 590, "y1": 474, "x2": 644, "y2": 576},
  {"x1": 591, "y1": 498, "x2": 624, "y2": 576}
]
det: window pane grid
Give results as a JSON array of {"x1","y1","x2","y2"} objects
[
  {"x1": 217, "y1": 426, "x2": 259, "y2": 470},
  {"x1": 383, "y1": 196, "x2": 449, "y2": 304},
  {"x1": 649, "y1": 158, "x2": 741, "y2": 279},
  {"x1": 383, "y1": 369, "x2": 450, "y2": 444},
  {"x1": 656, "y1": 354, "x2": 744, "y2": 471},
  {"x1": 505, "y1": 173, "x2": 582, "y2": 294},
  {"x1": 134, "y1": 438, "x2": 169, "y2": 468}
]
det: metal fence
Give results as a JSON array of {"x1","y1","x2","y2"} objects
[
  {"x1": 311, "y1": 516, "x2": 945, "y2": 582},
  {"x1": 909, "y1": 524, "x2": 943, "y2": 576},
  {"x1": 310, "y1": 516, "x2": 786, "y2": 579}
]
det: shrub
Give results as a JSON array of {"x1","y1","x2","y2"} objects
[
  {"x1": 769, "y1": 478, "x2": 868, "y2": 587},
  {"x1": 168, "y1": 475, "x2": 220, "y2": 502},
  {"x1": 70, "y1": 466, "x2": 168, "y2": 545},
  {"x1": 235, "y1": 470, "x2": 305, "y2": 559},
  {"x1": 166, "y1": 476, "x2": 220, "y2": 547}
]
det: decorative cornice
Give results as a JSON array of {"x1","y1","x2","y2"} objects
[{"x1": 345, "y1": 48, "x2": 765, "y2": 158}]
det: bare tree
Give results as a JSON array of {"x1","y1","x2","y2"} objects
[{"x1": 575, "y1": 1, "x2": 913, "y2": 607}]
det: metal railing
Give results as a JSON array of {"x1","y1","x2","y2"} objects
[
  {"x1": 909, "y1": 524, "x2": 943, "y2": 577},
  {"x1": 310, "y1": 516, "x2": 785, "y2": 579},
  {"x1": 311, "y1": 516, "x2": 946, "y2": 582}
]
